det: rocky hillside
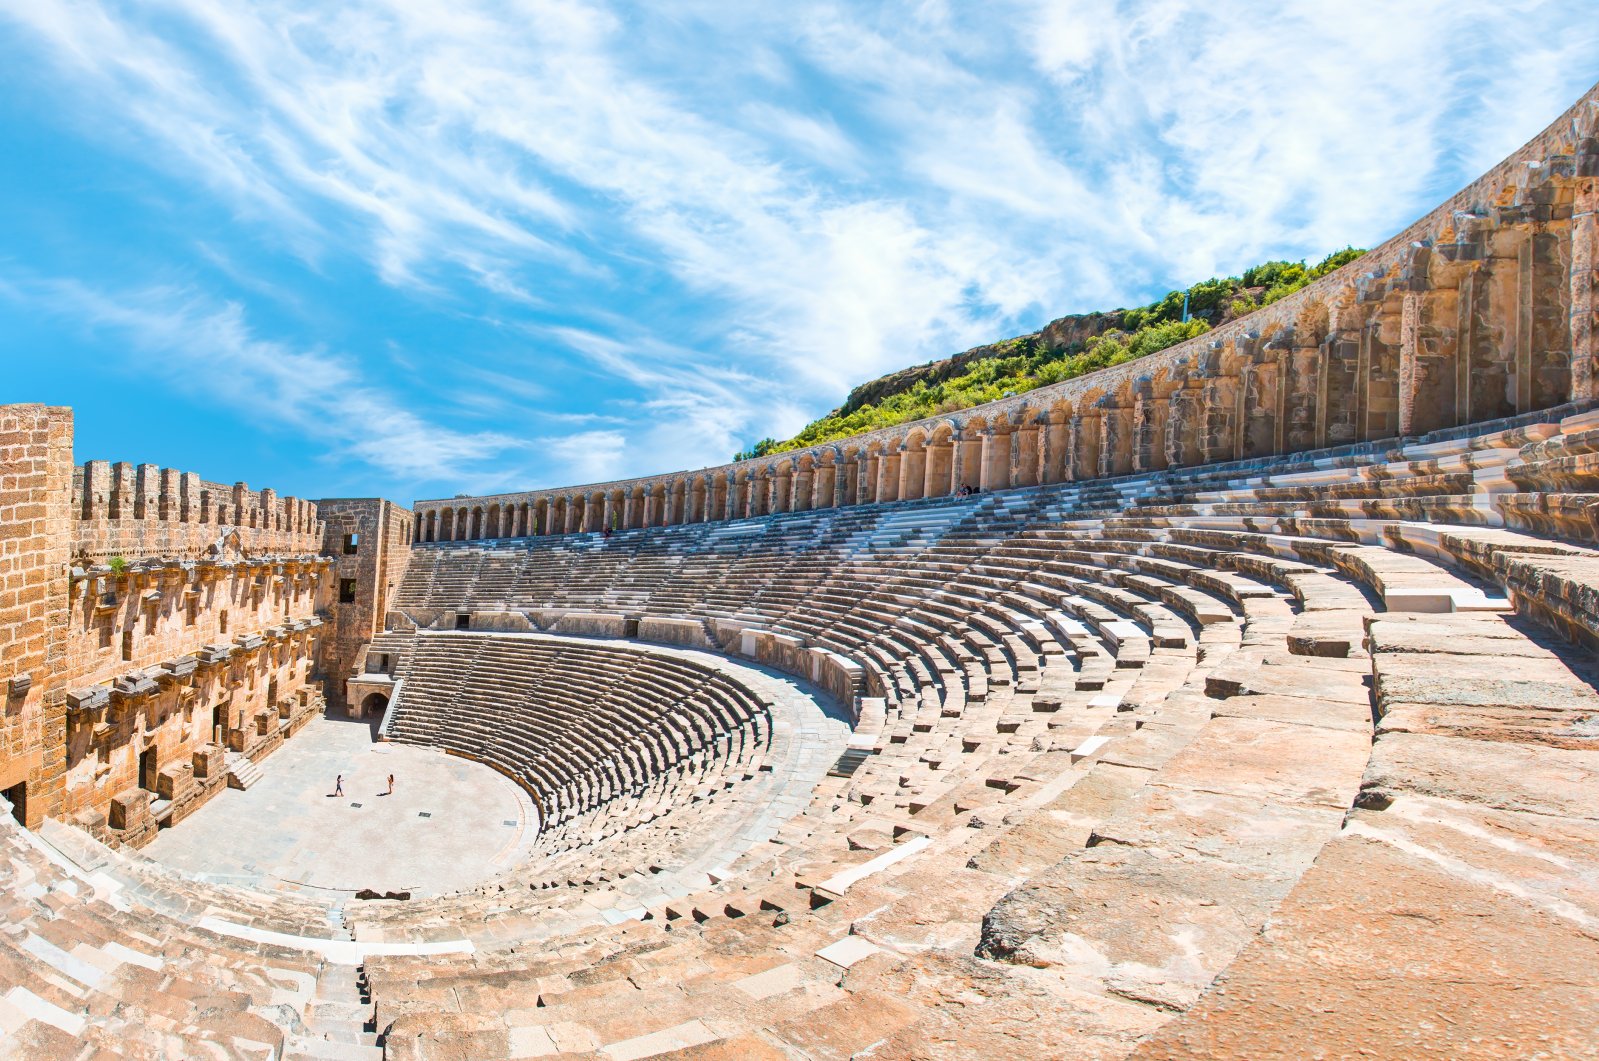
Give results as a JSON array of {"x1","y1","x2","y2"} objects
[{"x1": 739, "y1": 248, "x2": 1365, "y2": 460}]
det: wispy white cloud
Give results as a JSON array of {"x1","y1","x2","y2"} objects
[
  {"x1": 0, "y1": 271, "x2": 536, "y2": 492},
  {"x1": 2, "y1": 0, "x2": 1596, "y2": 496}
]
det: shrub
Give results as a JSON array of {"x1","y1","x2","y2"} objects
[{"x1": 742, "y1": 246, "x2": 1367, "y2": 459}]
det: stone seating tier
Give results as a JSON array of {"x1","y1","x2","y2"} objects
[
  {"x1": 348, "y1": 402, "x2": 1599, "y2": 1058},
  {"x1": 3, "y1": 403, "x2": 1598, "y2": 1055}
]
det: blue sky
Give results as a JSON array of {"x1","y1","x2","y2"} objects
[{"x1": 3, "y1": 2, "x2": 1597, "y2": 504}]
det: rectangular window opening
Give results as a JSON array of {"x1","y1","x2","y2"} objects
[
  {"x1": 343, "y1": 532, "x2": 360, "y2": 555},
  {"x1": 339, "y1": 578, "x2": 358, "y2": 603}
]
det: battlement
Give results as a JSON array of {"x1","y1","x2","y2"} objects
[{"x1": 72, "y1": 460, "x2": 323, "y2": 561}]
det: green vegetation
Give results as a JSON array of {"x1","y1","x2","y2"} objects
[
  {"x1": 107, "y1": 556, "x2": 128, "y2": 575},
  {"x1": 741, "y1": 247, "x2": 1366, "y2": 459}
]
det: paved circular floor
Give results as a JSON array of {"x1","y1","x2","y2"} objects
[{"x1": 143, "y1": 714, "x2": 537, "y2": 897}]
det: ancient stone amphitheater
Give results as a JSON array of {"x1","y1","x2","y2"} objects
[{"x1": 3, "y1": 85, "x2": 1599, "y2": 1060}]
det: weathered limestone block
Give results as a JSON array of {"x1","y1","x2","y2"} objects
[
  {"x1": 1130, "y1": 836, "x2": 1599, "y2": 1060},
  {"x1": 108, "y1": 787, "x2": 150, "y2": 832}
]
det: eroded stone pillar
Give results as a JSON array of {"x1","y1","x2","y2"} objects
[
  {"x1": 900, "y1": 444, "x2": 924, "y2": 501},
  {"x1": 1098, "y1": 402, "x2": 1131, "y2": 479},
  {"x1": 1070, "y1": 414, "x2": 1099, "y2": 481},
  {"x1": 1014, "y1": 422, "x2": 1039, "y2": 487},
  {"x1": 1572, "y1": 181, "x2": 1599, "y2": 400},
  {"x1": 1397, "y1": 288, "x2": 1461, "y2": 435},
  {"x1": 924, "y1": 440, "x2": 952, "y2": 498},
  {"x1": 878, "y1": 447, "x2": 901, "y2": 503},
  {"x1": 1041, "y1": 416, "x2": 1068, "y2": 483},
  {"x1": 792, "y1": 468, "x2": 812, "y2": 512},
  {"x1": 1284, "y1": 334, "x2": 1323, "y2": 453},
  {"x1": 1131, "y1": 383, "x2": 1167, "y2": 474}
]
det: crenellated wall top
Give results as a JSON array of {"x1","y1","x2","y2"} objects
[
  {"x1": 73, "y1": 459, "x2": 324, "y2": 561},
  {"x1": 416, "y1": 79, "x2": 1599, "y2": 515}
]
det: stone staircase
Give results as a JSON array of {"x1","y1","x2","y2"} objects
[
  {"x1": 226, "y1": 751, "x2": 266, "y2": 791},
  {"x1": 286, "y1": 965, "x2": 382, "y2": 1060}
]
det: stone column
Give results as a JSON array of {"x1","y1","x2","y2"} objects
[
  {"x1": 922, "y1": 442, "x2": 949, "y2": 498},
  {"x1": 1068, "y1": 416, "x2": 1086, "y2": 481},
  {"x1": 899, "y1": 445, "x2": 923, "y2": 501},
  {"x1": 1516, "y1": 236, "x2": 1536, "y2": 414},
  {"x1": 879, "y1": 448, "x2": 902, "y2": 502},
  {"x1": 1014, "y1": 423, "x2": 1039, "y2": 487},
  {"x1": 1285, "y1": 333, "x2": 1322, "y2": 453},
  {"x1": 1572, "y1": 181, "x2": 1599, "y2": 401},
  {"x1": 1098, "y1": 407, "x2": 1123, "y2": 479},
  {"x1": 814, "y1": 463, "x2": 835, "y2": 509},
  {"x1": 1132, "y1": 386, "x2": 1166, "y2": 473},
  {"x1": 1402, "y1": 290, "x2": 1431, "y2": 435},
  {"x1": 786, "y1": 468, "x2": 806, "y2": 512},
  {"x1": 976, "y1": 429, "x2": 997, "y2": 491},
  {"x1": 1040, "y1": 418, "x2": 1067, "y2": 483}
]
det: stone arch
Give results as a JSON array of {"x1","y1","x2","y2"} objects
[
  {"x1": 359, "y1": 692, "x2": 389, "y2": 721},
  {"x1": 689, "y1": 476, "x2": 707, "y2": 523}
]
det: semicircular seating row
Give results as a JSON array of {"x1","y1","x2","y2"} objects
[
  {"x1": 350, "y1": 403, "x2": 1599, "y2": 1058},
  {"x1": 2, "y1": 403, "x2": 1598, "y2": 1057},
  {"x1": 381, "y1": 635, "x2": 780, "y2": 855}
]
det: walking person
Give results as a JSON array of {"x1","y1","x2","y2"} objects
[
  {"x1": 387, "y1": 774, "x2": 395, "y2": 796},
  {"x1": 333, "y1": 774, "x2": 344, "y2": 797}
]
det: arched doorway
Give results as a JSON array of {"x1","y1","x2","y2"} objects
[{"x1": 360, "y1": 692, "x2": 390, "y2": 722}]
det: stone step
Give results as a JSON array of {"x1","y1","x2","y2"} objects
[{"x1": 225, "y1": 752, "x2": 266, "y2": 791}]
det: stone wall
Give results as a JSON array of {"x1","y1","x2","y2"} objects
[
  {"x1": 415, "y1": 79, "x2": 1599, "y2": 542},
  {"x1": 0, "y1": 405, "x2": 73, "y2": 829},
  {"x1": 0, "y1": 403, "x2": 337, "y2": 846},
  {"x1": 73, "y1": 459, "x2": 322, "y2": 562},
  {"x1": 316, "y1": 498, "x2": 414, "y2": 711},
  {"x1": 61, "y1": 553, "x2": 330, "y2": 844}
]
